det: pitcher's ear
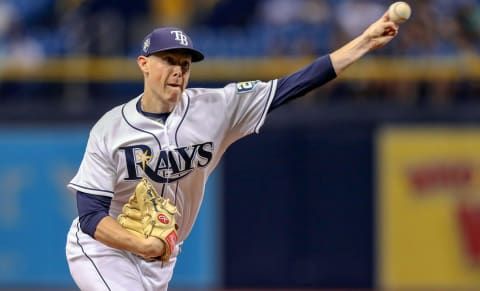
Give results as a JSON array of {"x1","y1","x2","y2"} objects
[{"x1": 137, "y1": 56, "x2": 148, "y2": 73}]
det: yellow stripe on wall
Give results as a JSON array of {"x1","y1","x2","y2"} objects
[{"x1": 1, "y1": 55, "x2": 479, "y2": 82}]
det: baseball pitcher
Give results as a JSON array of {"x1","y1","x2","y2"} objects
[{"x1": 65, "y1": 10, "x2": 400, "y2": 291}]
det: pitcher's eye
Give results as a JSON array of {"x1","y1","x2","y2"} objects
[
  {"x1": 163, "y1": 56, "x2": 175, "y2": 65},
  {"x1": 181, "y1": 61, "x2": 190, "y2": 72}
]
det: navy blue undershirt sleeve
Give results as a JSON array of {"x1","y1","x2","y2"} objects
[
  {"x1": 269, "y1": 54, "x2": 337, "y2": 112},
  {"x1": 77, "y1": 191, "x2": 112, "y2": 238}
]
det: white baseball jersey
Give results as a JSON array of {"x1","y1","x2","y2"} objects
[
  {"x1": 66, "y1": 79, "x2": 277, "y2": 290},
  {"x1": 68, "y1": 79, "x2": 276, "y2": 240}
]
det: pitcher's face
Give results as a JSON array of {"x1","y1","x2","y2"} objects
[{"x1": 139, "y1": 50, "x2": 192, "y2": 107}]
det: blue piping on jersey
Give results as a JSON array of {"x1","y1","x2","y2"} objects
[
  {"x1": 175, "y1": 92, "x2": 190, "y2": 147},
  {"x1": 75, "y1": 220, "x2": 112, "y2": 291},
  {"x1": 254, "y1": 79, "x2": 277, "y2": 133},
  {"x1": 172, "y1": 92, "x2": 191, "y2": 204},
  {"x1": 69, "y1": 183, "x2": 114, "y2": 194},
  {"x1": 121, "y1": 102, "x2": 163, "y2": 150}
]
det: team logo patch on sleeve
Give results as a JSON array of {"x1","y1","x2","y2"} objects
[{"x1": 236, "y1": 81, "x2": 259, "y2": 93}]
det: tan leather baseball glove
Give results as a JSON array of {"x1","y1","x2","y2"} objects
[{"x1": 117, "y1": 178, "x2": 178, "y2": 262}]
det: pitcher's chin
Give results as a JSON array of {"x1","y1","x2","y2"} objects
[{"x1": 165, "y1": 90, "x2": 182, "y2": 105}]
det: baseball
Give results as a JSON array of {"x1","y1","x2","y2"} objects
[{"x1": 388, "y1": 1, "x2": 411, "y2": 24}]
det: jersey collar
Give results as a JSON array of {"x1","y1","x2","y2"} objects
[
  {"x1": 135, "y1": 98, "x2": 171, "y2": 123},
  {"x1": 122, "y1": 93, "x2": 189, "y2": 129}
]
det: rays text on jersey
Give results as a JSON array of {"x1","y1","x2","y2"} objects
[{"x1": 120, "y1": 142, "x2": 214, "y2": 183}]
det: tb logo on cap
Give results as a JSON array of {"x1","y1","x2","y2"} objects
[{"x1": 170, "y1": 30, "x2": 189, "y2": 46}]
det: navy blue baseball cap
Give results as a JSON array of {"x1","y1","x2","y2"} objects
[{"x1": 140, "y1": 27, "x2": 204, "y2": 62}]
